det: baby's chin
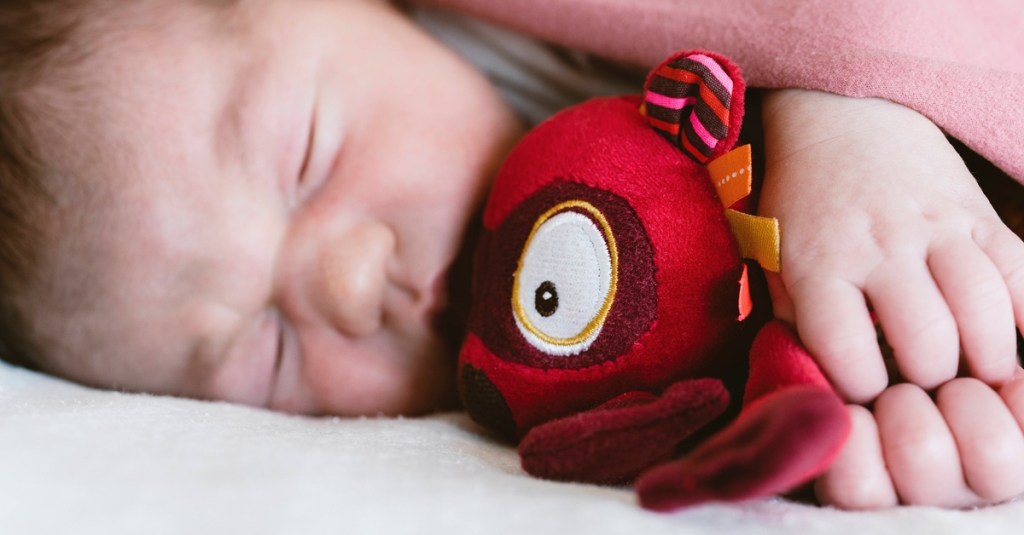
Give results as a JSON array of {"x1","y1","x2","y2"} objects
[{"x1": 297, "y1": 341, "x2": 458, "y2": 417}]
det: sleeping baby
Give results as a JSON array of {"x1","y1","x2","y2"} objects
[{"x1": 1, "y1": 0, "x2": 1022, "y2": 510}]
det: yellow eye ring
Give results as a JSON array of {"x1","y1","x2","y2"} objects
[{"x1": 511, "y1": 199, "x2": 619, "y2": 352}]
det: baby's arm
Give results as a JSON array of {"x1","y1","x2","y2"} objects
[{"x1": 759, "y1": 89, "x2": 1024, "y2": 507}]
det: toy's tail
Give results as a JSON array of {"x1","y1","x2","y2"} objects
[{"x1": 641, "y1": 51, "x2": 746, "y2": 164}]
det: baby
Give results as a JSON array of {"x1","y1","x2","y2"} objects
[{"x1": 1, "y1": 0, "x2": 1022, "y2": 510}]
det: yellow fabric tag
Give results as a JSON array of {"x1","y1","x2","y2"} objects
[
  {"x1": 724, "y1": 209, "x2": 781, "y2": 273},
  {"x1": 708, "y1": 145, "x2": 752, "y2": 208}
]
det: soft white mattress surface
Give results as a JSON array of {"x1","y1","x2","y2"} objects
[{"x1": 2, "y1": 361, "x2": 1022, "y2": 534}]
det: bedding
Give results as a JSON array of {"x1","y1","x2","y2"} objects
[
  {"x1": 411, "y1": 0, "x2": 1024, "y2": 184},
  {"x1": 2, "y1": 360, "x2": 1023, "y2": 534}
]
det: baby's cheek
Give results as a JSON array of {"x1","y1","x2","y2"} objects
[{"x1": 296, "y1": 335, "x2": 453, "y2": 416}]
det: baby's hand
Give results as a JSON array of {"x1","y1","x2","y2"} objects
[
  {"x1": 816, "y1": 375, "x2": 1024, "y2": 508},
  {"x1": 760, "y1": 89, "x2": 1024, "y2": 402},
  {"x1": 758, "y1": 89, "x2": 1024, "y2": 507}
]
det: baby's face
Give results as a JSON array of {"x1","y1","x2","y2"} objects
[{"x1": 33, "y1": 0, "x2": 521, "y2": 415}]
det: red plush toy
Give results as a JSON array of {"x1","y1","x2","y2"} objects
[{"x1": 458, "y1": 50, "x2": 852, "y2": 511}]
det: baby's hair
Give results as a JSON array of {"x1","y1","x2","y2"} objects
[
  {"x1": 0, "y1": 0, "x2": 239, "y2": 369},
  {"x1": 0, "y1": 0, "x2": 86, "y2": 369}
]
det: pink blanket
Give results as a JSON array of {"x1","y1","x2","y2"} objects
[{"x1": 412, "y1": 0, "x2": 1024, "y2": 184}]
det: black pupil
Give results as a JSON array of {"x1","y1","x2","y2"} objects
[{"x1": 535, "y1": 281, "x2": 559, "y2": 317}]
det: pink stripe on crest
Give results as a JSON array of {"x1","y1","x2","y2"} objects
[
  {"x1": 645, "y1": 93, "x2": 696, "y2": 111},
  {"x1": 689, "y1": 112, "x2": 719, "y2": 149},
  {"x1": 687, "y1": 54, "x2": 734, "y2": 94}
]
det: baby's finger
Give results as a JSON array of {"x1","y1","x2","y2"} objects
[
  {"x1": 929, "y1": 235, "x2": 1017, "y2": 384},
  {"x1": 936, "y1": 378, "x2": 1024, "y2": 502},
  {"x1": 789, "y1": 275, "x2": 886, "y2": 403},
  {"x1": 1000, "y1": 370, "x2": 1024, "y2": 438},
  {"x1": 974, "y1": 221, "x2": 1024, "y2": 337},
  {"x1": 875, "y1": 383, "x2": 976, "y2": 507},
  {"x1": 865, "y1": 257, "x2": 959, "y2": 391},
  {"x1": 814, "y1": 405, "x2": 898, "y2": 509}
]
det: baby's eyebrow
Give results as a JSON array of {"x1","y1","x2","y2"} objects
[
  {"x1": 212, "y1": 69, "x2": 253, "y2": 173},
  {"x1": 209, "y1": 29, "x2": 279, "y2": 169},
  {"x1": 209, "y1": 46, "x2": 287, "y2": 184}
]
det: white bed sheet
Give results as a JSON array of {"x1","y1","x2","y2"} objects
[{"x1": 2, "y1": 360, "x2": 1022, "y2": 535}]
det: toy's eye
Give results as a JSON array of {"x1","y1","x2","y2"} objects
[{"x1": 512, "y1": 200, "x2": 617, "y2": 356}]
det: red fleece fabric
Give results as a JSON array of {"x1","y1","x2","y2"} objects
[
  {"x1": 465, "y1": 93, "x2": 745, "y2": 436},
  {"x1": 636, "y1": 385, "x2": 850, "y2": 510},
  {"x1": 518, "y1": 379, "x2": 730, "y2": 484}
]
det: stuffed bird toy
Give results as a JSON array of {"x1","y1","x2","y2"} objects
[{"x1": 457, "y1": 50, "x2": 851, "y2": 511}]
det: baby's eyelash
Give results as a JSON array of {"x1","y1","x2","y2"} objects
[
  {"x1": 297, "y1": 112, "x2": 317, "y2": 186},
  {"x1": 273, "y1": 312, "x2": 286, "y2": 376},
  {"x1": 261, "y1": 311, "x2": 287, "y2": 410}
]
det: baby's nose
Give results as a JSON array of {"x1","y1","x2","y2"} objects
[{"x1": 316, "y1": 221, "x2": 396, "y2": 337}]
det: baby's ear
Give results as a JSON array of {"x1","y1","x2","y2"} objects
[{"x1": 642, "y1": 50, "x2": 746, "y2": 164}]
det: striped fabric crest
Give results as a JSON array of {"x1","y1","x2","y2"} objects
[{"x1": 642, "y1": 53, "x2": 733, "y2": 163}]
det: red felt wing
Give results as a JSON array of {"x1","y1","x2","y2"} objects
[
  {"x1": 636, "y1": 385, "x2": 848, "y2": 510},
  {"x1": 635, "y1": 321, "x2": 851, "y2": 510},
  {"x1": 518, "y1": 378, "x2": 730, "y2": 485}
]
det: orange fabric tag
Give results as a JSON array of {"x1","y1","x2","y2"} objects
[
  {"x1": 738, "y1": 264, "x2": 752, "y2": 321},
  {"x1": 708, "y1": 144, "x2": 752, "y2": 208},
  {"x1": 724, "y1": 210, "x2": 781, "y2": 273}
]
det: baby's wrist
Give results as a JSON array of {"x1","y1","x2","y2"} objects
[{"x1": 761, "y1": 89, "x2": 944, "y2": 163}]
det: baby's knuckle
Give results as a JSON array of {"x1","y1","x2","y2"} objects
[
  {"x1": 897, "y1": 353, "x2": 957, "y2": 392},
  {"x1": 1000, "y1": 379, "x2": 1024, "y2": 411},
  {"x1": 802, "y1": 335, "x2": 882, "y2": 395},
  {"x1": 968, "y1": 273, "x2": 1010, "y2": 305},
  {"x1": 937, "y1": 376, "x2": 985, "y2": 398},
  {"x1": 968, "y1": 458, "x2": 1024, "y2": 502},
  {"x1": 907, "y1": 312, "x2": 958, "y2": 343},
  {"x1": 822, "y1": 476, "x2": 892, "y2": 510},
  {"x1": 922, "y1": 205, "x2": 973, "y2": 228},
  {"x1": 975, "y1": 224, "x2": 1024, "y2": 283},
  {"x1": 970, "y1": 353, "x2": 1016, "y2": 383},
  {"x1": 876, "y1": 382, "x2": 922, "y2": 406},
  {"x1": 960, "y1": 426, "x2": 1019, "y2": 467},
  {"x1": 968, "y1": 454, "x2": 1024, "y2": 502},
  {"x1": 886, "y1": 428, "x2": 945, "y2": 466},
  {"x1": 878, "y1": 387, "x2": 944, "y2": 458},
  {"x1": 936, "y1": 380, "x2": 1024, "y2": 501},
  {"x1": 816, "y1": 407, "x2": 898, "y2": 510},
  {"x1": 846, "y1": 403, "x2": 875, "y2": 424},
  {"x1": 810, "y1": 327, "x2": 877, "y2": 369},
  {"x1": 867, "y1": 219, "x2": 918, "y2": 256},
  {"x1": 972, "y1": 216, "x2": 1016, "y2": 247},
  {"x1": 1001, "y1": 252, "x2": 1024, "y2": 292}
]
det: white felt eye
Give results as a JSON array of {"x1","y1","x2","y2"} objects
[{"x1": 512, "y1": 201, "x2": 617, "y2": 356}]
